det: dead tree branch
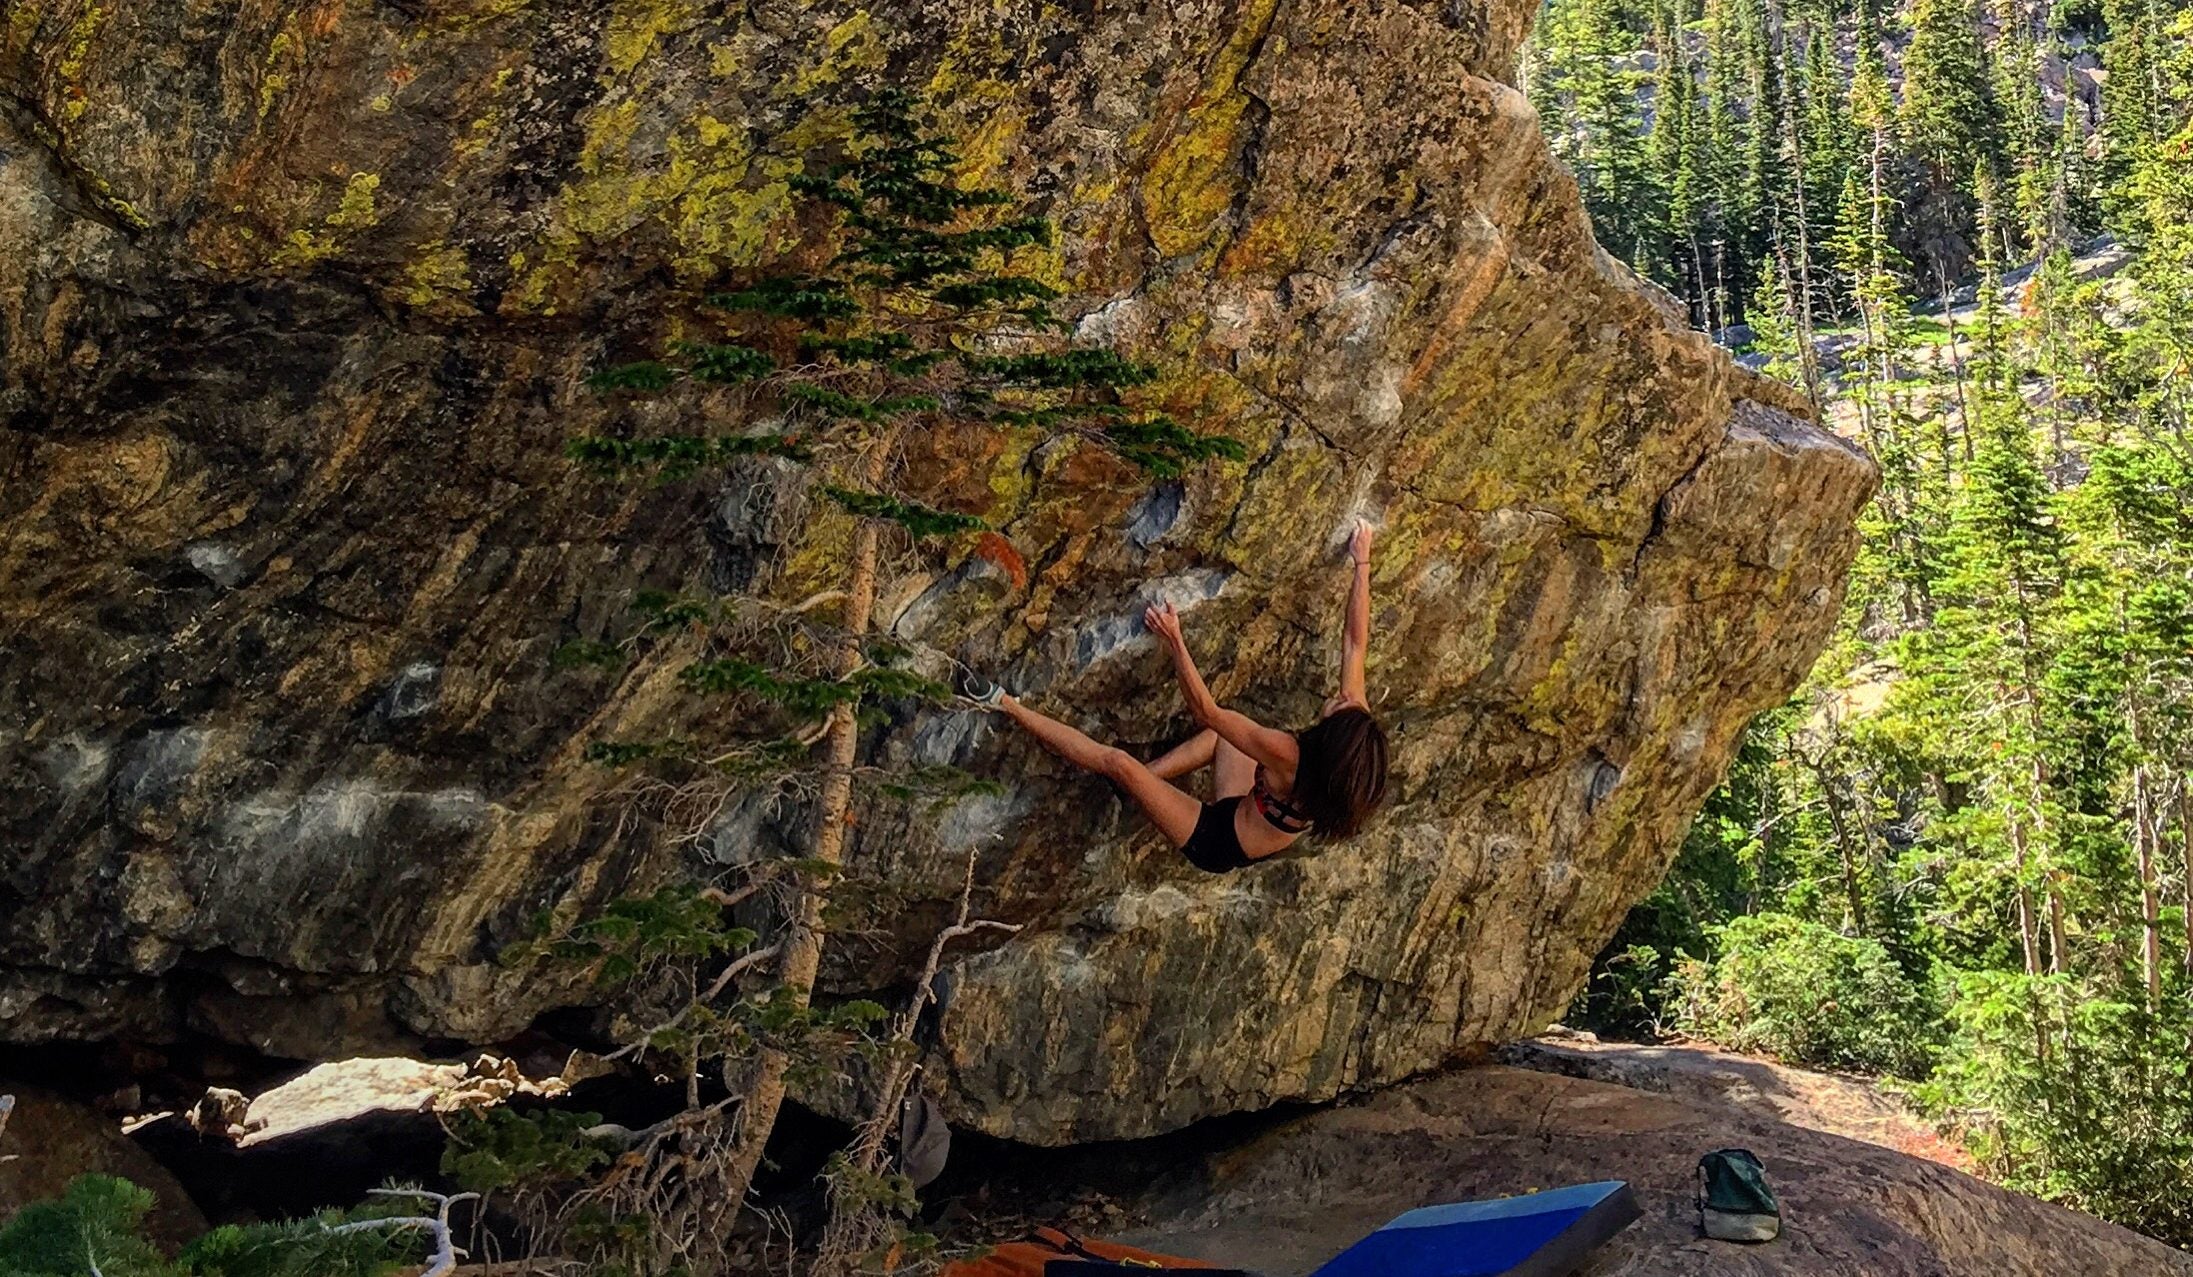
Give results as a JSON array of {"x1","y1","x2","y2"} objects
[
  {"x1": 813, "y1": 847, "x2": 1021, "y2": 1273},
  {"x1": 321, "y1": 1189, "x2": 480, "y2": 1277}
]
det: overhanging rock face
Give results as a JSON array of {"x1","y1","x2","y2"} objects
[{"x1": 0, "y1": 1, "x2": 1872, "y2": 1143}]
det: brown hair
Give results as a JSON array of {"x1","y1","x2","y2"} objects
[{"x1": 1291, "y1": 706, "x2": 1389, "y2": 839}]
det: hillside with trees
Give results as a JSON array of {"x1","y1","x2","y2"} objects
[{"x1": 1532, "y1": 0, "x2": 2193, "y2": 1247}]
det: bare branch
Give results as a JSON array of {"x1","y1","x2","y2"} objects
[
  {"x1": 601, "y1": 941, "x2": 785, "y2": 1064},
  {"x1": 321, "y1": 1189, "x2": 481, "y2": 1277},
  {"x1": 699, "y1": 882, "x2": 762, "y2": 910},
  {"x1": 700, "y1": 941, "x2": 785, "y2": 1003},
  {"x1": 815, "y1": 845, "x2": 1022, "y2": 1270}
]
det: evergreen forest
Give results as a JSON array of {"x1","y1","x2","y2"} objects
[{"x1": 1533, "y1": 0, "x2": 2193, "y2": 1245}]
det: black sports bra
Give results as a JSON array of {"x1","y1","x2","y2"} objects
[{"x1": 1250, "y1": 765, "x2": 1313, "y2": 834}]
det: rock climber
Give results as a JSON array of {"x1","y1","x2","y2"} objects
[{"x1": 968, "y1": 520, "x2": 1389, "y2": 872}]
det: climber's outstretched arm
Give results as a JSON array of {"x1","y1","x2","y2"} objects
[
  {"x1": 1144, "y1": 602, "x2": 1299, "y2": 778},
  {"x1": 1339, "y1": 519, "x2": 1373, "y2": 708}
]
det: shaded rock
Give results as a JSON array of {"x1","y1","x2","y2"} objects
[
  {"x1": 1114, "y1": 1062, "x2": 2193, "y2": 1276},
  {"x1": 0, "y1": 1083, "x2": 207, "y2": 1249},
  {"x1": 1, "y1": 0, "x2": 1872, "y2": 1143}
]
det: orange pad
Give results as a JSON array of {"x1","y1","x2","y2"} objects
[{"x1": 942, "y1": 1225, "x2": 1223, "y2": 1275}]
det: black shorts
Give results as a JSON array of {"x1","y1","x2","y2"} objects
[{"x1": 1181, "y1": 795, "x2": 1254, "y2": 874}]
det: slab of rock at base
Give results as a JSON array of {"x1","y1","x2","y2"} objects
[
  {"x1": 0, "y1": 1083, "x2": 207, "y2": 1250},
  {"x1": 1114, "y1": 1064, "x2": 2192, "y2": 1277},
  {"x1": 1498, "y1": 1032, "x2": 1976, "y2": 1169}
]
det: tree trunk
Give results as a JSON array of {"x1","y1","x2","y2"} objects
[
  {"x1": 2135, "y1": 766, "x2": 2162, "y2": 1007},
  {"x1": 2011, "y1": 817, "x2": 2043, "y2": 978},
  {"x1": 1937, "y1": 267, "x2": 1973, "y2": 464},
  {"x1": 718, "y1": 433, "x2": 895, "y2": 1216},
  {"x1": 2046, "y1": 889, "x2": 2069, "y2": 976},
  {"x1": 1812, "y1": 758, "x2": 1868, "y2": 936},
  {"x1": 2009, "y1": 816, "x2": 2049, "y2": 1068},
  {"x1": 1780, "y1": 97, "x2": 1823, "y2": 410},
  {"x1": 2181, "y1": 779, "x2": 2193, "y2": 978}
]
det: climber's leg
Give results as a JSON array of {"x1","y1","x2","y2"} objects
[
  {"x1": 1149, "y1": 728, "x2": 1218, "y2": 781},
  {"x1": 1212, "y1": 733, "x2": 1258, "y2": 800},
  {"x1": 998, "y1": 697, "x2": 1202, "y2": 847}
]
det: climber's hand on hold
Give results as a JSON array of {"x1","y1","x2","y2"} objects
[
  {"x1": 1348, "y1": 518, "x2": 1375, "y2": 566},
  {"x1": 1143, "y1": 600, "x2": 1184, "y2": 648}
]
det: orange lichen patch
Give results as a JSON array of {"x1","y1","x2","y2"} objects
[
  {"x1": 301, "y1": 2, "x2": 343, "y2": 38},
  {"x1": 973, "y1": 531, "x2": 1028, "y2": 592},
  {"x1": 1403, "y1": 240, "x2": 1514, "y2": 399}
]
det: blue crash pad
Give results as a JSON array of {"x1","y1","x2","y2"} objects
[{"x1": 1307, "y1": 1181, "x2": 1641, "y2": 1277}]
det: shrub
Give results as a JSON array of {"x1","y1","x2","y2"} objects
[
  {"x1": 1668, "y1": 912, "x2": 1946, "y2": 1077},
  {"x1": 1914, "y1": 971, "x2": 2193, "y2": 1247},
  {"x1": 0, "y1": 1174, "x2": 430, "y2": 1277}
]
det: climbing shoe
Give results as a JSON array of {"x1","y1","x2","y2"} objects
[{"x1": 958, "y1": 673, "x2": 1008, "y2": 708}]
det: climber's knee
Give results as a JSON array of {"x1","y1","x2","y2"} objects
[{"x1": 1094, "y1": 746, "x2": 1138, "y2": 783}]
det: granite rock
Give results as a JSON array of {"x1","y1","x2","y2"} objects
[{"x1": 0, "y1": 0, "x2": 1871, "y2": 1143}]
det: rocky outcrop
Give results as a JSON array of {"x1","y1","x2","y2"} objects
[
  {"x1": 1112, "y1": 1055, "x2": 2193, "y2": 1276},
  {"x1": 0, "y1": 1, "x2": 1872, "y2": 1142}
]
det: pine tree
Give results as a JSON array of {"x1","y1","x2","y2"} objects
[
  {"x1": 1560, "y1": 0, "x2": 2193, "y2": 1237},
  {"x1": 1543, "y1": 0, "x2": 1665, "y2": 271},
  {"x1": 1991, "y1": 0, "x2": 2051, "y2": 256},
  {"x1": 2097, "y1": 0, "x2": 2164, "y2": 235},
  {"x1": 1701, "y1": 0, "x2": 1756, "y2": 328},
  {"x1": 1901, "y1": 0, "x2": 2000, "y2": 282},
  {"x1": 1649, "y1": 0, "x2": 1709, "y2": 312},
  {"x1": 558, "y1": 89, "x2": 1240, "y2": 1263},
  {"x1": 1738, "y1": 0, "x2": 1791, "y2": 301},
  {"x1": 1797, "y1": 21, "x2": 1858, "y2": 317}
]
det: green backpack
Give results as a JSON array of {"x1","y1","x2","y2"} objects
[{"x1": 1698, "y1": 1148, "x2": 1781, "y2": 1242}]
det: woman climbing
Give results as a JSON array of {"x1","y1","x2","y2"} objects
[{"x1": 969, "y1": 520, "x2": 1389, "y2": 872}]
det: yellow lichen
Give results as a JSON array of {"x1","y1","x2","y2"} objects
[
  {"x1": 267, "y1": 172, "x2": 383, "y2": 269},
  {"x1": 409, "y1": 0, "x2": 535, "y2": 39},
  {"x1": 403, "y1": 243, "x2": 475, "y2": 310},
  {"x1": 326, "y1": 171, "x2": 382, "y2": 229},
  {"x1": 453, "y1": 66, "x2": 519, "y2": 159},
  {"x1": 370, "y1": 93, "x2": 393, "y2": 112},
  {"x1": 258, "y1": 22, "x2": 299, "y2": 119},
  {"x1": 509, "y1": 91, "x2": 846, "y2": 311},
  {"x1": 603, "y1": 0, "x2": 700, "y2": 75},
  {"x1": 56, "y1": 3, "x2": 104, "y2": 117},
  {"x1": 270, "y1": 229, "x2": 333, "y2": 269},
  {"x1": 6, "y1": 7, "x2": 42, "y2": 59},
  {"x1": 58, "y1": 4, "x2": 101, "y2": 79},
  {"x1": 785, "y1": 11, "x2": 884, "y2": 94},
  {"x1": 1138, "y1": 0, "x2": 1280, "y2": 259},
  {"x1": 505, "y1": 8, "x2": 915, "y2": 311}
]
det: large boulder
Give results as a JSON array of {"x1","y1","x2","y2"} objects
[{"x1": 0, "y1": 1, "x2": 1872, "y2": 1143}]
